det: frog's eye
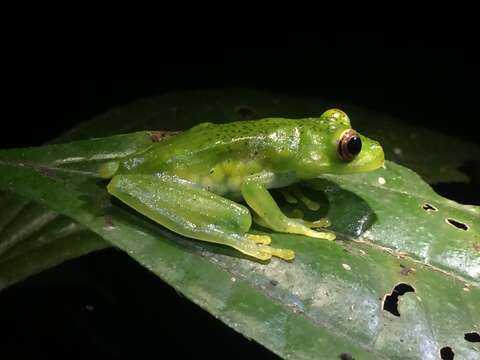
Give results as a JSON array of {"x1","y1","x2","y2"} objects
[{"x1": 338, "y1": 129, "x2": 362, "y2": 161}]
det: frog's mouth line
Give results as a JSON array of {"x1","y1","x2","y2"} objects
[
  {"x1": 335, "y1": 155, "x2": 385, "y2": 174},
  {"x1": 359, "y1": 157, "x2": 385, "y2": 172}
]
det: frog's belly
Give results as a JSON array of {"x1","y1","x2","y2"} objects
[{"x1": 173, "y1": 159, "x2": 261, "y2": 195}]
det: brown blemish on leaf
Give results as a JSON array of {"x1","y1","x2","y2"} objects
[
  {"x1": 103, "y1": 215, "x2": 115, "y2": 230},
  {"x1": 270, "y1": 279, "x2": 279, "y2": 287},
  {"x1": 36, "y1": 166, "x2": 57, "y2": 177},
  {"x1": 399, "y1": 264, "x2": 416, "y2": 276},
  {"x1": 473, "y1": 242, "x2": 480, "y2": 253},
  {"x1": 353, "y1": 238, "x2": 477, "y2": 286},
  {"x1": 235, "y1": 106, "x2": 257, "y2": 120},
  {"x1": 149, "y1": 131, "x2": 181, "y2": 142}
]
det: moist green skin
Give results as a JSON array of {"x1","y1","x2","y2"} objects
[
  {"x1": 103, "y1": 109, "x2": 384, "y2": 261},
  {"x1": 115, "y1": 112, "x2": 384, "y2": 199}
]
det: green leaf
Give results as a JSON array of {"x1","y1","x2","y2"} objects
[
  {"x1": 0, "y1": 191, "x2": 108, "y2": 290},
  {"x1": 311, "y1": 161, "x2": 480, "y2": 284},
  {"x1": 0, "y1": 102, "x2": 479, "y2": 359},
  {"x1": 0, "y1": 130, "x2": 158, "y2": 290}
]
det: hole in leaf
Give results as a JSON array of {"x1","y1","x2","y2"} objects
[
  {"x1": 464, "y1": 332, "x2": 480, "y2": 342},
  {"x1": 338, "y1": 353, "x2": 354, "y2": 360},
  {"x1": 446, "y1": 218, "x2": 469, "y2": 231},
  {"x1": 422, "y1": 203, "x2": 438, "y2": 211},
  {"x1": 440, "y1": 346, "x2": 454, "y2": 360},
  {"x1": 382, "y1": 283, "x2": 415, "y2": 317}
]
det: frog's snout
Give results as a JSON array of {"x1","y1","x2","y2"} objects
[
  {"x1": 343, "y1": 138, "x2": 384, "y2": 173},
  {"x1": 363, "y1": 140, "x2": 385, "y2": 171}
]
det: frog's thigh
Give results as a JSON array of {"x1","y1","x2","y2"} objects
[
  {"x1": 241, "y1": 181, "x2": 335, "y2": 241},
  {"x1": 107, "y1": 174, "x2": 293, "y2": 260}
]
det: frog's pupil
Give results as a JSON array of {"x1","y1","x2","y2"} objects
[{"x1": 347, "y1": 136, "x2": 362, "y2": 155}]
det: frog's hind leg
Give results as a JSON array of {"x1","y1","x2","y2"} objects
[
  {"x1": 242, "y1": 181, "x2": 335, "y2": 241},
  {"x1": 107, "y1": 173, "x2": 294, "y2": 261}
]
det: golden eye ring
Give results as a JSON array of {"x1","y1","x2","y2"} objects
[{"x1": 338, "y1": 129, "x2": 362, "y2": 161}]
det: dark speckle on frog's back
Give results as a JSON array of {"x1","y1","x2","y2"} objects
[{"x1": 190, "y1": 118, "x2": 300, "y2": 142}]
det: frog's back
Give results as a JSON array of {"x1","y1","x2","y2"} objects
[
  {"x1": 153, "y1": 117, "x2": 303, "y2": 159},
  {"x1": 116, "y1": 118, "x2": 305, "y2": 197},
  {"x1": 187, "y1": 117, "x2": 302, "y2": 142}
]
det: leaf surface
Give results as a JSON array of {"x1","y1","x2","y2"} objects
[{"x1": 1, "y1": 89, "x2": 479, "y2": 359}]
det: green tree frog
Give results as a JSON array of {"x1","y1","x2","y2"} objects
[{"x1": 99, "y1": 109, "x2": 384, "y2": 261}]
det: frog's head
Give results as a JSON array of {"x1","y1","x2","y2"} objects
[{"x1": 297, "y1": 109, "x2": 384, "y2": 177}]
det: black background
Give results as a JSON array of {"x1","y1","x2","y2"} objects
[
  {"x1": 3, "y1": 31, "x2": 479, "y2": 148},
  {"x1": 1, "y1": 27, "x2": 479, "y2": 359}
]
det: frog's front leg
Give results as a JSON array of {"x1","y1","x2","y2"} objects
[
  {"x1": 241, "y1": 177, "x2": 335, "y2": 240},
  {"x1": 106, "y1": 173, "x2": 294, "y2": 261}
]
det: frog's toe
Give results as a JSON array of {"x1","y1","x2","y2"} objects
[
  {"x1": 248, "y1": 234, "x2": 272, "y2": 245},
  {"x1": 286, "y1": 220, "x2": 336, "y2": 240},
  {"x1": 291, "y1": 186, "x2": 320, "y2": 211},
  {"x1": 259, "y1": 245, "x2": 295, "y2": 261},
  {"x1": 238, "y1": 243, "x2": 295, "y2": 261},
  {"x1": 303, "y1": 200, "x2": 320, "y2": 211},
  {"x1": 234, "y1": 235, "x2": 295, "y2": 261},
  {"x1": 234, "y1": 240, "x2": 272, "y2": 260},
  {"x1": 288, "y1": 209, "x2": 304, "y2": 219},
  {"x1": 280, "y1": 189, "x2": 298, "y2": 204},
  {"x1": 253, "y1": 248, "x2": 273, "y2": 261},
  {"x1": 246, "y1": 235, "x2": 295, "y2": 261},
  {"x1": 305, "y1": 229, "x2": 336, "y2": 241},
  {"x1": 308, "y1": 217, "x2": 331, "y2": 228},
  {"x1": 294, "y1": 216, "x2": 331, "y2": 229}
]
